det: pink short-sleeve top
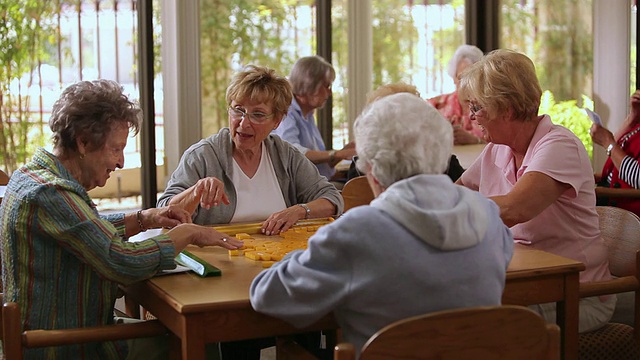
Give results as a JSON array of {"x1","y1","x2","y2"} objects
[{"x1": 460, "y1": 115, "x2": 610, "y2": 283}]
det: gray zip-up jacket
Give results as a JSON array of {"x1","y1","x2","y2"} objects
[{"x1": 157, "y1": 128, "x2": 343, "y2": 224}]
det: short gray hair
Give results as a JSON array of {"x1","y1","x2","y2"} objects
[
  {"x1": 354, "y1": 93, "x2": 453, "y2": 188},
  {"x1": 289, "y1": 56, "x2": 335, "y2": 96},
  {"x1": 49, "y1": 79, "x2": 141, "y2": 153},
  {"x1": 447, "y1": 44, "x2": 484, "y2": 79}
]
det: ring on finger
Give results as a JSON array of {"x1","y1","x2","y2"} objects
[{"x1": 222, "y1": 238, "x2": 228, "y2": 242}]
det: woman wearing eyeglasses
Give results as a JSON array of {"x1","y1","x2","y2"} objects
[
  {"x1": 157, "y1": 65, "x2": 342, "y2": 236},
  {"x1": 455, "y1": 49, "x2": 614, "y2": 333}
]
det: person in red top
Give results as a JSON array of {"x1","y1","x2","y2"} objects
[
  {"x1": 591, "y1": 89, "x2": 640, "y2": 216},
  {"x1": 428, "y1": 44, "x2": 485, "y2": 145}
]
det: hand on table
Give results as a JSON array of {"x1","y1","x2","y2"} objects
[
  {"x1": 168, "y1": 224, "x2": 244, "y2": 251},
  {"x1": 260, "y1": 205, "x2": 307, "y2": 236}
]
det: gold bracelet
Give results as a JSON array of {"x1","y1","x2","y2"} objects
[{"x1": 136, "y1": 210, "x2": 146, "y2": 232}]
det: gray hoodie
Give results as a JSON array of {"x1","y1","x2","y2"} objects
[{"x1": 250, "y1": 174, "x2": 513, "y2": 356}]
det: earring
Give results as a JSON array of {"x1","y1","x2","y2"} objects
[{"x1": 80, "y1": 153, "x2": 85, "y2": 160}]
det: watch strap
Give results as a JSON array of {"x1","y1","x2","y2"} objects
[{"x1": 606, "y1": 143, "x2": 615, "y2": 157}]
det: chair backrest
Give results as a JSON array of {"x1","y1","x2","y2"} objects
[
  {"x1": 341, "y1": 176, "x2": 374, "y2": 212},
  {"x1": 2, "y1": 301, "x2": 167, "y2": 360},
  {"x1": 0, "y1": 169, "x2": 8, "y2": 186},
  {"x1": 335, "y1": 305, "x2": 560, "y2": 360},
  {"x1": 577, "y1": 206, "x2": 640, "y2": 359},
  {"x1": 0, "y1": 169, "x2": 8, "y2": 206},
  {"x1": 596, "y1": 206, "x2": 640, "y2": 277}
]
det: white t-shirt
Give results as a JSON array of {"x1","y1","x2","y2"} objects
[{"x1": 230, "y1": 144, "x2": 287, "y2": 223}]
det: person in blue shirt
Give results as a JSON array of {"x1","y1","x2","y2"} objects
[{"x1": 273, "y1": 56, "x2": 356, "y2": 181}]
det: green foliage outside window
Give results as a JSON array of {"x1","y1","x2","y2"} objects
[
  {"x1": 540, "y1": 90, "x2": 594, "y2": 158},
  {"x1": 0, "y1": 0, "x2": 64, "y2": 172}
]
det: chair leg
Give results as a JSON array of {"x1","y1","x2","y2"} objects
[{"x1": 3, "y1": 302, "x2": 24, "y2": 360}]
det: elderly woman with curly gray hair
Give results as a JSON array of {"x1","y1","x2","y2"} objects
[{"x1": 0, "y1": 79, "x2": 243, "y2": 359}]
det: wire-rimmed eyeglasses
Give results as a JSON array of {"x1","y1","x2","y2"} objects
[
  {"x1": 468, "y1": 103, "x2": 483, "y2": 117},
  {"x1": 228, "y1": 107, "x2": 275, "y2": 125}
]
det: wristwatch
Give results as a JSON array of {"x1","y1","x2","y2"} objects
[{"x1": 606, "y1": 143, "x2": 615, "y2": 157}]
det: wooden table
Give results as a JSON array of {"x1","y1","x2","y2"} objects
[
  {"x1": 453, "y1": 143, "x2": 486, "y2": 169},
  {"x1": 504, "y1": 245, "x2": 584, "y2": 360},
  {"x1": 124, "y1": 238, "x2": 583, "y2": 360}
]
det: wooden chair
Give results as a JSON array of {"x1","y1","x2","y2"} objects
[
  {"x1": 334, "y1": 305, "x2": 560, "y2": 360},
  {"x1": 341, "y1": 176, "x2": 374, "y2": 212},
  {"x1": 2, "y1": 301, "x2": 168, "y2": 360},
  {"x1": 595, "y1": 187, "x2": 640, "y2": 201},
  {"x1": 0, "y1": 169, "x2": 8, "y2": 186},
  {"x1": 0, "y1": 168, "x2": 8, "y2": 206},
  {"x1": 577, "y1": 206, "x2": 640, "y2": 360}
]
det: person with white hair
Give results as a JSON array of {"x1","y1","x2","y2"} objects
[
  {"x1": 428, "y1": 44, "x2": 485, "y2": 145},
  {"x1": 250, "y1": 93, "x2": 514, "y2": 357}
]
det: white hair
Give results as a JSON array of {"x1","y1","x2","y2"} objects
[
  {"x1": 354, "y1": 93, "x2": 453, "y2": 188},
  {"x1": 447, "y1": 44, "x2": 484, "y2": 79}
]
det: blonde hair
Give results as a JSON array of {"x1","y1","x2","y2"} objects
[
  {"x1": 459, "y1": 49, "x2": 542, "y2": 122},
  {"x1": 225, "y1": 65, "x2": 293, "y2": 119},
  {"x1": 366, "y1": 82, "x2": 420, "y2": 105}
]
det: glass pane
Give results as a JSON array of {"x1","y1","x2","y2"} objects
[
  {"x1": 199, "y1": 0, "x2": 317, "y2": 137},
  {"x1": 501, "y1": 0, "x2": 594, "y2": 157},
  {"x1": 500, "y1": 0, "x2": 593, "y2": 101},
  {"x1": 1, "y1": 0, "x2": 150, "y2": 211},
  {"x1": 330, "y1": 0, "x2": 465, "y2": 149}
]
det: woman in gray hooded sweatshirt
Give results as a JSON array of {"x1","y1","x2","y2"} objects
[{"x1": 250, "y1": 92, "x2": 514, "y2": 357}]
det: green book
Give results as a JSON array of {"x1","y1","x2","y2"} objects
[{"x1": 175, "y1": 250, "x2": 222, "y2": 277}]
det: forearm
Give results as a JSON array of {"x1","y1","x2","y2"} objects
[
  {"x1": 167, "y1": 186, "x2": 199, "y2": 214},
  {"x1": 489, "y1": 195, "x2": 534, "y2": 227},
  {"x1": 304, "y1": 198, "x2": 338, "y2": 218}
]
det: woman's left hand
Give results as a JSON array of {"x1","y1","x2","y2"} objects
[
  {"x1": 140, "y1": 206, "x2": 192, "y2": 230},
  {"x1": 260, "y1": 205, "x2": 306, "y2": 236}
]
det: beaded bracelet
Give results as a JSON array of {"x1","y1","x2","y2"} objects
[{"x1": 136, "y1": 210, "x2": 146, "y2": 232}]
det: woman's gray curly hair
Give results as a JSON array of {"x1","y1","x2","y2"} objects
[{"x1": 49, "y1": 79, "x2": 140, "y2": 153}]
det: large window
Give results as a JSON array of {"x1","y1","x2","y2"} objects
[
  {"x1": 500, "y1": 0, "x2": 594, "y2": 156},
  {"x1": 198, "y1": 0, "x2": 465, "y2": 150},
  {"x1": 199, "y1": 0, "x2": 316, "y2": 137}
]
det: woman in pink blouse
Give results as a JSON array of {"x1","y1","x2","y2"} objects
[{"x1": 428, "y1": 44, "x2": 485, "y2": 145}]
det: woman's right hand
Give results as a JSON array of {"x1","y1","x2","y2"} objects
[
  {"x1": 590, "y1": 123, "x2": 615, "y2": 149},
  {"x1": 170, "y1": 177, "x2": 230, "y2": 214}
]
